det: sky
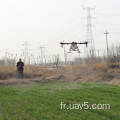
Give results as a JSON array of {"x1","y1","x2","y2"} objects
[{"x1": 0, "y1": 0, "x2": 120, "y2": 63}]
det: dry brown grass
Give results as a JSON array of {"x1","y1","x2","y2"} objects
[
  {"x1": 0, "y1": 61, "x2": 120, "y2": 85},
  {"x1": 57, "y1": 61, "x2": 120, "y2": 85},
  {"x1": 0, "y1": 65, "x2": 59, "y2": 80},
  {"x1": 75, "y1": 61, "x2": 120, "y2": 85},
  {"x1": 0, "y1": 66, "x2": 16, "y2": 79}
]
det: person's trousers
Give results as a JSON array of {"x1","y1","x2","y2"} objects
[{"x1": 18, "y1": 70, "x2": 23, "y2": 79}]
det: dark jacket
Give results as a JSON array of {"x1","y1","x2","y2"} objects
[{"x1": 17, "y1": 62, "x2": 24, "y2": 70}]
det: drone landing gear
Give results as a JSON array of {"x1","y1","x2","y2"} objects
[
  {"x1": 68, "y1": 48, "x2": 81, "y2": 53},
  {"x1": 67, "y1": 51, "x2": 71, "y2": 53}
]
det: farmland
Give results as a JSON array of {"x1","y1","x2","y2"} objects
[
  {"x1": 0, "y1": 0, "x2": 120, "y2": 119},
  {"x1": 0, "y1": 80, "x2": 120, "y2": 120}
]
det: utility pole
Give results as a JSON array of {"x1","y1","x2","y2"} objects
[
  {"x1": 40, "y1": 46, "x2": 43, "y2": 64},
  {"x1": 49, "y1": 54, "x2": 51, "y2": 66},
  {"x1": 5, "y1": 49, "x2": 8, "y2": 65},
  {"x1": 97, "y1": 49, "x2": 100, "y2": 58},
  {"x1": 79, "y1": 52, "x2": 80, "y2": 58},
  {"x1": 104, "y1": 30, "x2": 109, "y2": 56},
  {"x1": 63, "y1": 41, "x2": 66, "y2": 64},
  {"x1": 79, "y1": 52, "x2": 82, "y2": 63},
  {"x1": 43, "y1": 46, "x2": 47, "y2": 64}
]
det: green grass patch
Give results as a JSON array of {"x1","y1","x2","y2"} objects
[{"x1": 0, "y1": 81, "x2": 120, "y2": 120}]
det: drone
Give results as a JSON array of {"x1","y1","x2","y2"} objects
[{"x1": 60, "y1": 41, "x2": 88, "y2": 53}]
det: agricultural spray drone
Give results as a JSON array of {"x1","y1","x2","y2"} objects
[{"x1": 60, "y1": 41, "x2": 88, "y2": 53}]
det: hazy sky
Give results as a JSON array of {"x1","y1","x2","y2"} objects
[{"x1": 0, "y1": 0, "x2": 120, "y2": 61}]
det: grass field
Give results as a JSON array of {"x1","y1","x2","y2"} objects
[{"x1": 0, "y1": 80, "x2": 120, "y2": 120}]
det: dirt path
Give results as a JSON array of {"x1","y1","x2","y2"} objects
[
  {"x1": 7, "y1": 102, "x2": 23, "y2": 120},
  {"x1": 15, "y1": 102, "x2": 36, "y2": 120},
  {"x1": 1, "y1": 104, "x2": 11, "y2": 120}
]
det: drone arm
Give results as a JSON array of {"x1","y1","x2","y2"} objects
[
  {"x1": 60, "y1": 42, "x2": 71, "y2": 45},
  {"x1": 77, "y1": 42, "x2": 88, "y2": 47},
  {"x1": 60, "y1": 42, "x2": 88, "y2": 47}
]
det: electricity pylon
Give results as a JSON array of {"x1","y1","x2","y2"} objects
[
  {"x1": 22, "y1": 41, "x2": 30, "y2": 64},
  {"x1": 83, "y1": 6, "x2": 96, "y2": 57}
]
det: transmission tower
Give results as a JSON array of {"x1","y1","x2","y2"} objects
[
  {"x1": 22, "y1": 41, "x2": 30, "y2": 64},
  {"x1": 39, "y1": 46, "x2": 47, "y2": 64},
  {"x1": 83, "y1": 6, "x2": 96, "y2": 57}
]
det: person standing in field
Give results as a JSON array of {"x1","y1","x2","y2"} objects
[{"x1": 17, "y1": 58, "x2": 24, "y2": 79}]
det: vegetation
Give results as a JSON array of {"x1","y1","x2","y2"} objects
[
  {"x1": 0, "y1": 45, "x2": 120, "y2": 119},
  {"x1": 1, "y1": 61, "x2": 120, "y2": 85},
  {"x1": 0, "y1": 81, "x2": 120, "y2": 120}
]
